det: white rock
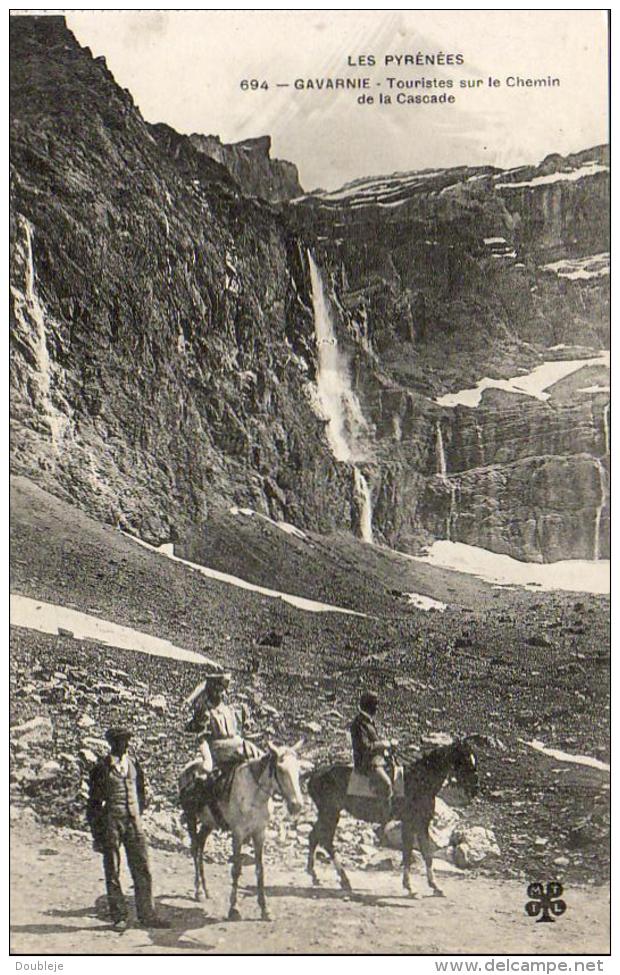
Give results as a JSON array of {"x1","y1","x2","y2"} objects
[
  {"x1": 422, "y1": 732, "x2": 453, "y2": 747},
  {"x1": 452, "y1": 826, "x2": 500, "y2": 867},
  {"x1": 81, "y1": 737, "x2": 108, "y2": 755},
  {"x1": 149, "y1": 694, "x2": 168, "y2": 713},
  {"x1": 302, "y1": 721, "x2": 322, "y2": 734},
  {"x1": 10, "y1": 715, "x2": 54, "y2": 745},
  {"x1": 10, "y1": 805, "x2": 40, "y2": 827},
  {"x1": 77, "y1": 713, "x2": 96, "y2": 729},
  {"x1": 37, "y1": 760, "x2": 62, "y2": 782},
  {"x1": 430, "y1": 797, "x2": 461, "y2": 847},
  {"x1": 79, "y1": 748, "x2": 99, "y2": 767}
]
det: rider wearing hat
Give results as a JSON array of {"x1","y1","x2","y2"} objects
[
  {"x1": 187, "y1": 671, "x2": 258, "y2": 769},
  {"x1": 180, "y1": 671, "x2": 261, "y2": 827},
  {"x1": 86, "y1": 727, "x2": 169, "y2": 932},
  {"x1": 350, "y1": 691, "x2": 393, "y2": 808}
]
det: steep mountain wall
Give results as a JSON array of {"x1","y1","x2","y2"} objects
[
  {"x1": 9, "y1": 15, "x2": 352, "y2": 543},
  {"x1": 289, "y1": 153, "x2": 609, "y2": 561},
  {"x1": 9, "y1": 15, "x2": 609, "y2": 562}
]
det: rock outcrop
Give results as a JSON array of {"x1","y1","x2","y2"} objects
[{"x1": 187, "y1": 133, "x2": 303, "y2": 203}]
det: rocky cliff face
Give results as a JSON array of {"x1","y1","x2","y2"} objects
[
  {"x1": 9, "y1": 15, "x2": 609, "y2": 563},
  {"x1": 187, "y1": 133, "x2": 303, "y2": 203},
  {"x1": 289, "y1": 149, "x2": 609, "y2": 562},
  {"x1": 9, "y1": 15, "x2": 350, "y2": 544}
]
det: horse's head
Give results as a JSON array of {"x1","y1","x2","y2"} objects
[
  {"x1": 448, "y1": 739, "x2": 479, "y2": 802},
  {"x1": 267, "y1": 740, "x2": 304, "y2": 816}
]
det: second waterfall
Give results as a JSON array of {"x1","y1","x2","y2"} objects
[{"x1": 308, "y1": 251, "x2": 374, "y2": 542}]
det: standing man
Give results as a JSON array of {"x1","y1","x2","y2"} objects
[
  {"x1": 350, "y1": 690, "x2": 393, "y2": 813},
  {"x1": 87, "y1": 727, "x2": 169, "y2": 932}
]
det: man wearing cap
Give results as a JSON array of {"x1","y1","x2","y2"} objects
[
  {"x1": 350, "y1": 691, "x2": 393, "y2": 811},
  {"x1": 87, "y1": 727, "x2": 169, "y2": 932}
]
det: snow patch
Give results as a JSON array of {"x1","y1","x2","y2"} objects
[
  {"x1": 10, "y1": 594, "x2": 211, "y2": 665},
  {"x1": 410, "y1": 540, "x2": 609, "y2": 594},
  {"x1": 229, "y1": 506, "x2": 307, "y2": 540},
  {"x1": 436, "y1": 353, "x2": 610, "y2": 408},
  {"x1": 405, "y1": 593, "x2": 447, "y2": 612},
  {"x1": 122, "y1": 532, "x2": 369, "y2": 618},
  {"x1": 525, "y1": 739, "x2": 609, "y2": 773},
  {"x1": 542, "y1": 253, "x2": 609, "y2": 281},
  {"x1": 496, "y1": 162, "x2": 608, "y2": 189}
]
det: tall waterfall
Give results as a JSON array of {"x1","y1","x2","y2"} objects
[
  {"x1": 475, "y1": 422, "x2": 485, "y2": 467},
  {"x1": 435, "y1": 422, "x2": 448, "y2": 477},
  {"x1": 354, "y1": 467, "x2": 373, "y2": 543},
  {"x1": 436, "y1": 422, "x2": 457, "y2": 541},
  {"x1": 21, "y1": 218, "x2": 52, "y2": 404},
  {"x1": 603, "y1": 403, "x2": 610, "y2": 455},
  {"x1": 308, "y1": 251, "x2": 373, "y2": 541},
  {"x1": 12, "y1": 216, "x2": 66, "y2": 447},
  {"x1": 593, "y1": 459, "x2": 608, "y2": 560}
]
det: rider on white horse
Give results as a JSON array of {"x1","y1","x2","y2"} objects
[
  {"x1": 190, "y1": 672, "x2": 261, "y2": 767},
  {"x1": 180, "y1": 672, "x2": 262, "y2": 822}
]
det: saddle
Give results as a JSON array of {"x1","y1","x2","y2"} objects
[{"x1": 347, "y1": 765, "x2": 405, "y2": 799}]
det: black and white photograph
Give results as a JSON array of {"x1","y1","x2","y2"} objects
[{"x1": 9, "y1": 8, "x2": 610, "y2": 958}]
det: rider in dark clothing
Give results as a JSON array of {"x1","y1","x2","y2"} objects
[{"x1": 350, "y1": 691, "x2": 393, "y2": 807}]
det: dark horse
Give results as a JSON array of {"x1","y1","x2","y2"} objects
[{"x1": 306, "y1": 739, "x2": 479, "y2": 897}]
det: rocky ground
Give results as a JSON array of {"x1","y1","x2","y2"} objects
[
  {"x1": 10, "y1": 476, "x2": 610, "y2": 897},
  {"x1": 10, "y1": 814, "x2": 610, "y2": 954}
]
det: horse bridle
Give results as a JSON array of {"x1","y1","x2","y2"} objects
[{"x1": 253, "y1": 750, "x2": 287, "y2": 800}]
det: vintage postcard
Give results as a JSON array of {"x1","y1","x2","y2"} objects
[{"x1": 9, "y1": 9, "x2": 610, "y2": 959}]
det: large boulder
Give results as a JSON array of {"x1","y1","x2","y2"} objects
[
  {"x1": 451, "y1": 826, "x2": 500, "y2": 867},
  {"x1": 382, "y1": 797, "x2": 460, "y2": 851},
  {"x1": 142, "y1": 809, "x2": 187, "y2": 849}
]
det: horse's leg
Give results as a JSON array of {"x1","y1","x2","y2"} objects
[
  {"x1": 401, "y1": 817, "x2": 417, "y2": 898},
  {"x1": 197, "y1": 824, "x2": 211, "y2": 901},
  {"x1": 253, "y1": 830, "x2": 270, "y2": 922},
  {"x1": 307, "y1": 818, "x2": 322, "y2": 886},
  {"x1": 417, "y1": 819, "x2": 443, "y2": 897},
  {"x1": 228, "y1": 834, "x2": 243, "y2": 921},
  {"x1": 322, "y1": 811, "x2": 351, "y2": 893},
  {"x1": 308, "y1": 806, "x2": 350, "y2": 891},
  {"x1": 185, "y1": 812, "x2": 203, "y2": 902}
]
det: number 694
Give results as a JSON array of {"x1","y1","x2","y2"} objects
[{"x1": 240, "y1": 79, "x2": 269, "y2": 91}]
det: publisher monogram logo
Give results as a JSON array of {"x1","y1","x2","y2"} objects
[{"x1": 525, "y1": 881, "x2": 567, "y2": 923}]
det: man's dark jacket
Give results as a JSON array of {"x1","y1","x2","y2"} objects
[
  {"x1": 350, "y1": 710, "x2": 382, "y2": 773},
  {"x1": 87, "y1": 755, "x2": 147, "y2": 845}
]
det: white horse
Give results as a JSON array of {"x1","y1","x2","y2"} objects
[{"x1": 181, "y1": 742, "x2": 304, "y2": 921}]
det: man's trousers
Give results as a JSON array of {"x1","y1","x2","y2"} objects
[{"x1": 101, "y1": 814, "x2": 154, "y2": 923}]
